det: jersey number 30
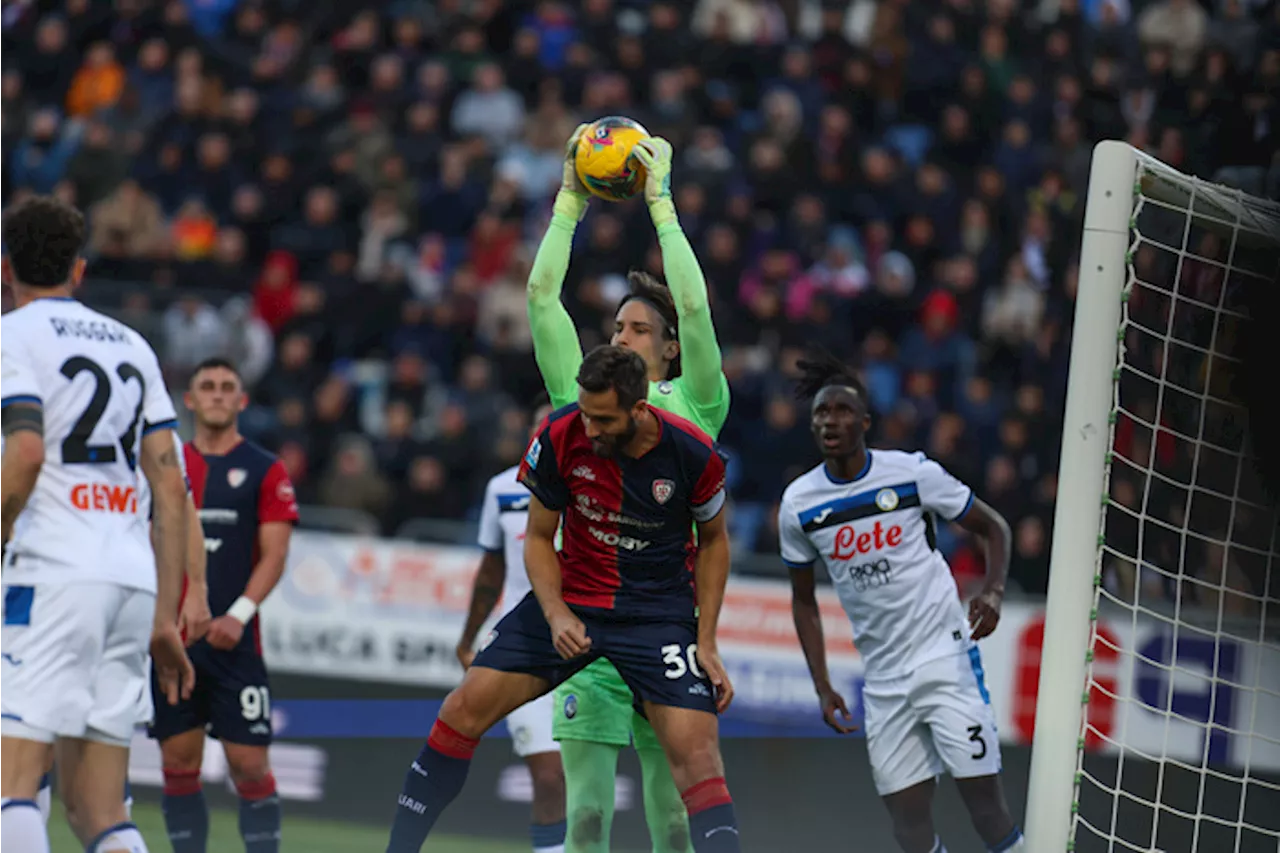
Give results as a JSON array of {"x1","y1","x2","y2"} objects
[{"x1": 60, "y1": 356, "x2": 146, "y2": 470}]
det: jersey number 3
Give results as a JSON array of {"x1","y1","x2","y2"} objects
[{"x1": 60, "y1": 356, "x2": 146, "y2": 470}]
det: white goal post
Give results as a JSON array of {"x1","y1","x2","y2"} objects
[{"x1": 1024, "y1": 141, "x2": 1280, "y2": 852}]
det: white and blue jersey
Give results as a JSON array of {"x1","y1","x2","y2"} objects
[{"x1": 778, "y1": 449, "x2": 976, "y2": 682}]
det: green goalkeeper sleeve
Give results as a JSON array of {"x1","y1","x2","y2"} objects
[
  {"x1": 527, "y1": 212, "x2": 585, "y2": 409},
  {"x1": 657, "y1": 221, "x2": 730, "y2": 433}
]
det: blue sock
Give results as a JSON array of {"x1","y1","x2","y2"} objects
[
  {"x1": 682, "y1": 778, "x2": 741, "y2": 853},
  {"x1": 386, "y1": 719, "x2": 479, "y2": 853},
  {"x1": 531, "y1": 818, "x2": 567, "y2": 851},
  {"x1": 236, "y1": 775, "x2": 281, "y2": 853},
  {"x1": 161, "y1": 770, "x2": 208, "y2": 853}
]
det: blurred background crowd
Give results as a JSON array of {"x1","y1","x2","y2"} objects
[{"x1": 3, "y1": 0, "x2": 1279, "y2": 599}]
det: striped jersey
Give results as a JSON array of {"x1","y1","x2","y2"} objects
[
  {"x1": 517, "y1": 403, "x2": 727, "y2": 619},
  {"x1": 778, "y1": 449, "x2": 976, "y2": 681}
]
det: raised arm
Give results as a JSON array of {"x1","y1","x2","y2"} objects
[
  {"x1": 528, "y1": 124, "x2": 591, "y2": 408},
  {"x1": 632, "y1": 138, "x2": 727, "y2": 411}
]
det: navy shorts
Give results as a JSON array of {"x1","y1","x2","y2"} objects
[
  {"x1": 473, "y1": 592, "x2": 717, "y2": 716},
  {"x1": 148, "y1": 640, "x2": 273, "y2": 746}
]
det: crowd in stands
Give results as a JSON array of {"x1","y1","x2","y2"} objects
[{"x1": 4, "y1": 0, "x2": 1278, "y2": 600}]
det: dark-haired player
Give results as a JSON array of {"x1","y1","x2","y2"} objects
[
  {"x1": 527, "y1": 127, "x2": 728, "y2": 853},
  {"x1": 1, "y1": 196, "x2": 194, "y2": 853},
  {"x1": 388, "y1": 346, "x2": 742, "y2": 853},
  {"x1": 148, "y1": 357, "x2": 298, "y2": 853},
  {"x1": 780, "y1": 349, "x2": 1024, "y2": 853},
  {"x1": 456, "y1": 393, "x2": 567, "y2": 853}
]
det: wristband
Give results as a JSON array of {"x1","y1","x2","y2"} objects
[
  {"x1": 226, "y1": 596, "x2": 258, "y2": 625},
  {"x1": 552, "y1": 189, "x2": 590, "y2": 222},
  {"x1": 648, "y1": 197, "x2": 678, "y2": 229}
]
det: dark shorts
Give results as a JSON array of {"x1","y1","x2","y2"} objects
[
  {"x1": 473, "y1": 592, "x2": 717, "y2": 716},
  {"x1": 148, "y1": 640, "x2": 273, "y2": 746}
]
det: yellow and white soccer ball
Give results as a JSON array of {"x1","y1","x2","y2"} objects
[{"x1": 574, "y1": 116, "x2": 650, "y2": 202}]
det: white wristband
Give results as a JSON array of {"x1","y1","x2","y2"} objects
[{"x1": 226, "y1": 596, "x2": 258, "y2": 625}]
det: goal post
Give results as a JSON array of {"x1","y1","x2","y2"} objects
[{"x1": 1024, "y1": 141, "x2": 1280, "y2": 852}]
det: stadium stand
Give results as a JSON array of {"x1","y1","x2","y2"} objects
[{"x1": 3, "y1": 0, "x2": 1278, "y2": 601}]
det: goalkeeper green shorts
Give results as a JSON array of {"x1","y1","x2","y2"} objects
[{"x1": 552, "y1": 658, "x2": 662, "y2": 751}]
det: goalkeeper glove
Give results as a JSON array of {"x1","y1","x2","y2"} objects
[
  {"x1": 632, "y1": 137, "x2": 677, "y2": 228},
  {"x1": 553, "y1": 122, "x2": 591, "y2": 222}
]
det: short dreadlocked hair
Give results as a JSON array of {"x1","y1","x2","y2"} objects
[
  {"x1": 617, "y1": 270, "x2": 682, "y2": 379},
  {"x1": 794, "y1": 346, "x2": 870, "y2": 406}
]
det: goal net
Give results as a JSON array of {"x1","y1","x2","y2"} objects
[{"x1": 1025, "y1": 141, "x2": 1280, "y2": 852}]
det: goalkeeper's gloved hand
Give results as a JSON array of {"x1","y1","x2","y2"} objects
[
  {"x1": 554, "y1": 122, "x2": 591, "y2": 222},
  {"x1": 632, "y1": 137, "x2": 677, "y2": 228}
]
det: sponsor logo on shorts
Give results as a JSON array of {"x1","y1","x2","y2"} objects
[
  {"x1": 688, "y1": 683, "x2": 710, "y2": 697},
  {"x1": 563, "y1": 694, "x2": 577, "y2": 719},
  {"x1": 228, "y1": 468, "x2": 247, "y2": 489},
  {"x1": 652, "y1": 479, "x2": 675, "y2": 505}
]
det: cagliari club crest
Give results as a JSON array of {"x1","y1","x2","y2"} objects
[
  {"x1": 652, "y1": 478, "x2": 675, "y2": 505},
  {"x1": 227, "y1": 468, "x2": 247, "y2": 488}
]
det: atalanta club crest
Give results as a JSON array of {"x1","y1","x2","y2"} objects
[
  {"x1": 227, "y1": 468, "x2": 247, "y2": 488},
  {"x1": 652, "y1": 478, "x2": 675, "y2": 505}
]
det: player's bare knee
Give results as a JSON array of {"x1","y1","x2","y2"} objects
[
  {"x1": 665, "y1": 742, "x2": 722, "y2": 792},
  {"x1": 570, "y1": 806, "x2": 604, "y2": 846},
  {"x1": 529, "y1": 759, "x2": 565, "y2": 803},
  {"x1": 227, "y1": 753, "x2": 272, "y2": 787},
  {"x1": 438, "y1": 685, "x2": 492, "y2": 738}
]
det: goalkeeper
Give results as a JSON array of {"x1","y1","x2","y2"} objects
[{"x1": 527, "y1": 127, "x2": 731, "y2": 853}]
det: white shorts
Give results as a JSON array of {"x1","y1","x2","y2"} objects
[
  {"x1": 863, "y1": 649, "x2": 1002, "y2": 796},
  {"x1": 2, "y1": 581, "x2": 155, "y2": 747},
  {"x1": 506, "y1": 691, "x2": 558, "y2": 758}
]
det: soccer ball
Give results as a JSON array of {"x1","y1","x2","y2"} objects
[{"x1": 574, "y1": 116, "x2": 650, "y2": 202}]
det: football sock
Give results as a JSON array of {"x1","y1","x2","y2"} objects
[
  {"x1": 236, "y1": 774, "x2": 282, "y2": 853},
  {"x1": 560, "y1": 739, "x2": 619, "y2": 853},
  {"x1": 637, "y1": 745, "x2": 691, "y2": 853},
  {"x1": 2, "y1": 798, "x2": 50, "y2": 853},
  {"x1": 161, "y1": 768, "x2": 209, "y2": 853},
  {"x1": 531, "y1": 818, "x2": 566, "y2": 852},
  {"x1": 37, "y1": 773, "x2": 51, "y2": 824},
  {"x1": 680, "y1": 778, "x2": 740, "y2": 853},
  {"x1": 386, "y1": 718, "x2": 479, "y2": 852},
  {"x1": 124, "y1": 779, "x2": 133, "y2": 819},
  {"x1": 87, "y1": 820, "x2": 148, "y2": 852},
  {"x1": 990, "y1": 828, "x2": 1024, "y2": 852},
  {"x1": 931, "y1": 837, "x2": 949, "y2": 853}
]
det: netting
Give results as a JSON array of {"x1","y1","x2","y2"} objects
[{"x1": 1073, "y1": 152, "x2": 1280, "y2": 852}]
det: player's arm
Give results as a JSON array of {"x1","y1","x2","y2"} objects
[
  {"x1": 1, "y1": 402, "x2": 44, "y2": 546},
  {"x1": 917, "y1": 454, "x2": 1012, "y2": 640},
  {"x1": 524, "y1": 495, "x2": 590, "y2": 659},
  {"x1": 208, "y1": 460, "x2": 298, "y2": 650},
  {"x1": 779, "y1": 496, "x2": 856, "y2": 732},
  {"x1": 140, "y1": 428, "x2": 189, "y2": 625},
  {"x1": 956, "y1": 497, "x2": 1012, "y2": 641},
  {"x1": 457, "y1": 551, "x2": 505, "y2": 668},
  {"x1": 689, "y1": 447, "x2": 734, "y2": 710},
  {"x1": 528, "y1": 124, "x2": 591, "y2": 408},
  {"x1": 633, "y1": 138, "x2": 728, "y2": 410}
]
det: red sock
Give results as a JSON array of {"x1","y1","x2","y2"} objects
[
  {"x1": 234, "y1": 773, "x2": 277, "y2": 801},
  {"x1": 681, "y1": 776, "x2": 733, "y2": 816},
  {"x1": 427, "y1": 719, "x2": 480, "y2": 760},
  {"x1": 162, "y1": 769, "x2": 202, "y2": 797}
]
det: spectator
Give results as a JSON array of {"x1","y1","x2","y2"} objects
[
  {"x1": 163, "y1": 295, "x2": 229, "y2": 378},
  {"x1": 89, "y1": 179, "x2": 167, "y2": 259},
  {"x1": 319, "y1": 435, "x2": 394, "y2": 521},
  {"x1": 65, "y1": 42, "x2": 126, "y2": 118},
  {"x1": 450, "y1": 62, "x2": 525, "y2": 151}
]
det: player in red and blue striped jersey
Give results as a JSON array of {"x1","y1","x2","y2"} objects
[
  {"x1": 148, "y1": 357, "x2": 298, "y2": 853},
  {"x1": 387, "y1": 346, "x2": 742, "y2": 853}
]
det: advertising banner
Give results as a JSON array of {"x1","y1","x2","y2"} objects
[{"x1": 260, "y1": 533, "x2": 1279, "y2": 771}]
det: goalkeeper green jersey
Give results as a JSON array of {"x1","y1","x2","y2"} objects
[{"x1": 528, "y1": 211, "x2": 728, "y2": 747}]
